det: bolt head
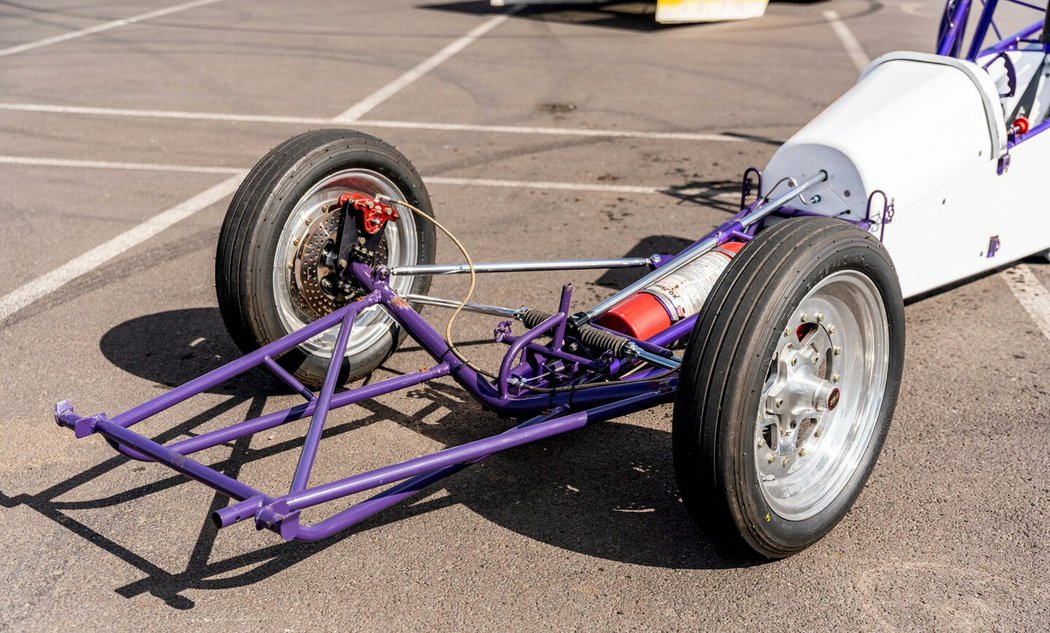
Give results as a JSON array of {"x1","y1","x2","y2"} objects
[
  {"x1": 776, "y1": 398, "x2": 784, "y2": 408},
  {"x1": 304, "y1": 217, "x2": 311, "y2": 226},
  {"x1": 767, "y1": 453, "x2": 775, "y2": 464},
  {"x1": 338, "y1": 259, "x2": 349, "y2": 268},
  {"x1": 791, "y1": 358, "x2": 798, "y2": 367}
]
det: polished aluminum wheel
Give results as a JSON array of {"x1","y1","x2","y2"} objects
[
  {"x1": 272, "y1": 168, "x2": 418, "y2": 359},
  {"x1": 754, "y1": 270, "x2": 890, "y2": 521}
]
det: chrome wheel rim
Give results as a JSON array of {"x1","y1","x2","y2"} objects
[
  {"x1": 272, "y1": 169, "x2": 418, "y2": 359},
  {"x1": 754, "y1": 270, "x2": 889, "y2": 521}
]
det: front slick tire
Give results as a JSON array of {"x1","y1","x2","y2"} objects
[
  {"x1": 672, "y1": 217, "x2": 905, "y2": 559},
  {"x1": 216, "y1": 129, "x2": 435, "y2": 389}
]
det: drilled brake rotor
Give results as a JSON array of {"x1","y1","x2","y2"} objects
[{"x1": 290, "y1": 210, "x2": 388, "y2": 321}]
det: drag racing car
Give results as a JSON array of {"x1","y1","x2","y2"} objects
[{"x1": 56, "y1": 0, "x2": 1050, "y2": 558}]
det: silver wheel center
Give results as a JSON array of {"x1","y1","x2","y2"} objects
[
  {"x1": 272, "y1": 169, "x2": 419, "y2": 360},
  {"x1": 754, "y1": 271, "x2": 889, "y2": 521}
]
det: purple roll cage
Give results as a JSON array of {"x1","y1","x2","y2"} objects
[{"x1": 54, "y1": 2, "x2": 1044, "y2": 541}]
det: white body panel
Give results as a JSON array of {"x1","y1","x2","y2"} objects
[{"x1": 763, "y1": 52, "x2": 1050, "y2": 298}]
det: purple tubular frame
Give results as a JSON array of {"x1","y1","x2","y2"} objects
[{"x1": 55, "y1": 170, "x2": 870, "y2": 542}]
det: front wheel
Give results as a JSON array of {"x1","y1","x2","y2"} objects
[
  {"x1": 672, "y1": 217, "x2": 905, "y2": 559},
  {"x1": 216, "y1": 129, "x2": 436, "y2": 389}
]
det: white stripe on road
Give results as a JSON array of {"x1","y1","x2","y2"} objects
[
  {"x1": 334, "y1": 9, "x2": 520, "y2": 122},
  {"x1": 1002, "y1": 264, "x2": 1050, "y2": 342},
  {"x1": 0, "y1": 154, "x2": 727, "y2": 197},
  {"x1": 0, "y1": 0, "x2": 222, "y2": 58},
  {"x1": 0, "y1": 174, "x2": 244, "y2": 323},
  {"x1": 0, "y1": 155, "x2": 242, "y2": 175},
  {"x1": 357, "y1": 119, "x2": 741, "y2": 142},
  {"x1": 823, "y1": 11, "x2": 870, "y2": 73},
  {"x1": 0, "y1": 102, "x2": 743, "y2": 142}
]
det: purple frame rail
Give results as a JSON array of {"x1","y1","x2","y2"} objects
[{"x1": 54, "y1": 168, "x2": 867, "y2": 541}]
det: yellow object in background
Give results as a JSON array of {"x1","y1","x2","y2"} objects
[{"x1": 655, "y1": 0, "x2": 768, "y2": 23}]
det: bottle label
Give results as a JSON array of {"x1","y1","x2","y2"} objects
[{"x1": 643, "y1": 251, "x2": 732, "y2": 320}]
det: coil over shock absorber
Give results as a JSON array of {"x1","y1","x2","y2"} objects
[
  {"x1": 516, "y1": 308, "x2": 630, "y2": 356},
  {"x1": 516, "y1": 308, "x2": 678, "y2": 370}
]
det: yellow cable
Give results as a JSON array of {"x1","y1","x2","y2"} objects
[{"x1": 380, "y1": 196, "x2": 494, "y2": 378}]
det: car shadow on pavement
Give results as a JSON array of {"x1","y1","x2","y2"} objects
[{"x1": 1, "y1": 293, "x2": 756, "y2": 608}]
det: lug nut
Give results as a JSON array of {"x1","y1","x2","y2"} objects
[
  {"x1": 304, "y1": 217, "x2": 311, "y2": 226},
  {"x1": 814, "y1": 428, "x2": 822, "y2": 438},
  {"x1": 776, "y1": 398, "x2": 784, "y2": 408},
  {"x1": 815, "y1": 313, "x2": 824, "y2": 322},
  {"x1": 791, "y1": 358, "x2": 798, "y2": 367},
  {"x1": 832, "y1": 373, "x2": 840, "y2": 383},
  {"x1": 781, "y1": 457, "x2": 789, "y2": 467},
  {"x1": 833, "y1": 346, "x2": 841, "y2": 356},
  {"x1": 767, "y1": 453, "x2": 775, "y2": 464},
  {"x1": 800, "y1": 313, "x2": 808, "y2": 322},
  {"x1": 799, "y1": 448, "x2": 807, "y2": 457}
]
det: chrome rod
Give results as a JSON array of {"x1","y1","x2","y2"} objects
[
  {"x1": 629, "y1": 345, "x2": 681, "y2": 370},
  {"x1": 403, "y1": 294, "x2": 521, "y2": 318},
  {"x1": 578, "y1": 171, "x2": 828, "y2": 323},
  {"x1": 390, "y1": 256, "x2": 658, "y2": 276}
]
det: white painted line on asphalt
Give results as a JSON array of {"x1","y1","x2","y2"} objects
[
  {"x1": 0, "y1": 102, "x2": 332, "y2": 125},
  {"x1": 0, "y1": 155, "x2": 242, "y2": 175},
  {"x1": 0, "y1": 102, "x2": 743, "y2": 142},
  {"x1": 334, "y1": 8, "x2": 521, "y2": 122},
  {"x1": 358, "y1": 119, "x2": 742, "y2": 143},
  {"x1": 0, "y1": 0, "x2": 222, "y2": 58},
  {"x1": 1002, "y1": 264, "x2": 1050, "y2": 342},
  {"x1": 823, "y1": 10, "x2": 870, "y2": 73},
  {"x1": 0, "y1": 174, "x2": 244, "y2": 323},
  {"x1": 0, "y1": 154, "x2": 731, "y2": 197}
]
